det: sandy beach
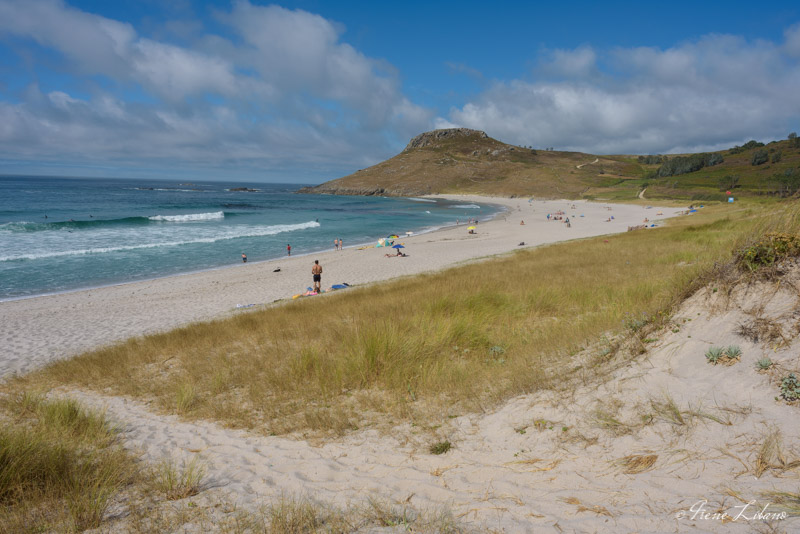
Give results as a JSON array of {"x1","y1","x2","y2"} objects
[
  {"x1": 0, "y1": 196, "x2": 684, "y2": 379},
  {"x1": 4, "y1": 195, "x2": 799, "y2": 533}
]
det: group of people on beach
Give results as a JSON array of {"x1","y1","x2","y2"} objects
[{"x1": 333, "y1": 238, "x2": 343, "y2": 251}]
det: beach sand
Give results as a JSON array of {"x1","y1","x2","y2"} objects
[{"x1": 1, "y1": 196, "x2": 684, "y2": 378}]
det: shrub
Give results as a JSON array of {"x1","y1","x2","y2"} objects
[
  {"x1": 718, "y1": 175, "x2": 740, "y2": 191},
  {"x1": 656, "y1": 153, "x2": 722, "y2": 177},
  {"x1": 730, "y1": 140, "x2": 765, "y2": 154},
  {"x1": 429, "y1": 441, "x2": 452, "y2": 455},
  {"x1": 637, "y1": 155, "x2": 664, "y2": 165},
  {"x1": 737, "y1": 232, "x2": 800, "y2": 272},
  {"x1": 780, "y1": 373, "x2": 800, "y2": 401},
  {"x1": 771, "y1": 151, "x2": 782, "y2": 164},
  {"x1": 752, "y1": 149, "x2": 769, "y2": 166}
]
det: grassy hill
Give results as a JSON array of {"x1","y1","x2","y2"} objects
[{"x1": 301, "y1": 128, "x2": 800, "y2": 201}]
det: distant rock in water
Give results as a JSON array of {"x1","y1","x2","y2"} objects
[
  {"x1": 404, "y1": 128, "x2": 488, "y2": 151},
  {"x1": 228, "y1": 187, "x2": 259, "y2": 192}
]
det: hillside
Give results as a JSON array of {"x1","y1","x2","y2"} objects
[{"x1": 300, "y1": 128, "x2": 800, "y2": 201}]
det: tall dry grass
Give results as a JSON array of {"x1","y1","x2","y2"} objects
[
  {"x1": 9, "y1": 202, "x2": 797, "y2": 436},
  {"x1": 0, "y1": 394, "x2": 137, "y2": 533}
]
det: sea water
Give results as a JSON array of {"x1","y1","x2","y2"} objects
[{"x1": 0, "y1": 176, "x2": 499, "y2": 300}]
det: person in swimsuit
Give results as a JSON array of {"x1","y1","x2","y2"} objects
[
  {"x1": 242, "y1": 253, "x2": 247, "y2": 263},
  {"x1": 287, "y1": 244, "x2": 291, "y2": 256},
  {"x1": 338, "y1": 238, "x2": 343, "y2": 250},
  {"x1": 312, "y1": 260, "x2": 322, "y2": 292},
  {"x1": 334, "y1": 238, "x2": 338, "y2": 251}
]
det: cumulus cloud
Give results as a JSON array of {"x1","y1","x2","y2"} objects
[
  {"x1": 539, "y1": 46, "x2": 598, "y2": 79},
  {"x1": 0, "y1": 0, "x2": 432, "y2": 179},
  {"x1": 443, "y1": 32, "x2": 800, "y2": 154}
]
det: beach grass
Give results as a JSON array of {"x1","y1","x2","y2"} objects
[
  {"x1": 0, "y1": 394, "x2": 137, "y2": 533},
  {"x1": 7, "y1": 201, "x2": 800, "y2": 438}
]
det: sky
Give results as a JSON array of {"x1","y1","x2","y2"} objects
[{"x1": 1, "y1": 0, "x2": 799, "y2": 183}]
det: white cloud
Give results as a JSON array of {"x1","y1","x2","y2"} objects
[
  {"x1": 785, "y1": 23, "x2": 800, "y2": 58},
  {"x1": 540, "y1": 46, "x2": 597, "y2": 78},
  {"x1": 0, "y1": 0, "x2": 135, "y2": 77},
  {"x1": 443, "y1": 31, "x2": 800, "y2": 154},
  {"x1": 0, "y1": 0, "x2": 433, "y2": 178}
]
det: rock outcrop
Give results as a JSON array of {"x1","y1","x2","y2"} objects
[{"x1": 404, "y1": 128, "x2": 488, "y2": 151}]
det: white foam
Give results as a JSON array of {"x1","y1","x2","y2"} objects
[
  {"x1": 148, "y1": 211, "x2": 224, "y2": 222},
  {"x1": 0, "y1": 221, "x2": 320, "y2": 262},
  {"x1": 452, "y1": 204, "x2": 481, "y2": 209},
  {"x1": 407, "y1": 197, "x2": 436, "y2": 203}
]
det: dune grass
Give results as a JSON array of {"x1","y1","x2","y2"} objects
[
  {"x1": 7, "y1": 201, "x2": 800, "y2": 438},
  {"x1": 0, "y1": 394, "x2": 137, "y2": 533}
]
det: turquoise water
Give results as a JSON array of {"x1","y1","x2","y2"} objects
[{"x1": 0, "y1": 176, "x2": 499, "y2": 300}]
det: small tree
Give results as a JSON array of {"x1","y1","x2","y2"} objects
[
  {"x1": 751, "y1": 149, "x2": 769, "y2": 166},
  {"x1": 790, "y1": 132, "x2": 799, "y2": 148},
  {"x1": 772, "y1": 151, "x2": 783, "y2": 163},
  {"x1": 718, "y1": 175, "x2": 740, "y2": 191}
]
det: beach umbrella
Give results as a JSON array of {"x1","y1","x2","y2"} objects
[
  {"x1": 467, "y1": 226, "x2": 476, "y2": 230},
  {"x1": 392, "y1": 244, "x2": 404, "y2": 249},
  {"x1": 388, "y1": 234, "x2": 399, "y2": 238}
]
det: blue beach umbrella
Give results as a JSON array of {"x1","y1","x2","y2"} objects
[{"x1": 392, "y1": 244, "x2": 404, "y2": 249}]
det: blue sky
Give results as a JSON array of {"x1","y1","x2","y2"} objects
[{"x1": 1, "y1": 0, "x2": 799, "y2": 183}]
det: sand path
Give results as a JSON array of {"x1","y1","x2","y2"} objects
[{"x1": 1, "y1": 197, "x2": 681, "y2": 378}]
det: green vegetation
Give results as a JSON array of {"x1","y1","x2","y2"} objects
[
  {"x1": 729, "y1": 140, "x2": 765, "y2": 155},
  {"x1": 737, "y1": 232, "x2": 800, "y2": 272},
  {"x1": 751, "y1": 149, "x2": 769, "y2": 166},
  {"x1": 656, "y1": 153, "x2": 723, "y2": 177},
  {"x1": 153, "y1": 457, "x2": 206, "y2": 501},
  {"x1": 704, "y1": 345, "x2": 742, "y2": 365},
  {"x1": 780, "y1": 373, "x2": 800, "y2": 401},
  {"x1": 429, "y1": 441, "x2": 452, "y2": 455},
  {"x1": 0, "y1": 394, "x2": 137, "y2": 533},
  {"x1": 704, "y1": 346, "x2": 724, "y2": 364},
  {"x1": 756, "y1": 357, "x2": 773, "y2": 370}
]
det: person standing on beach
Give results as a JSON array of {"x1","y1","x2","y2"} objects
[
  {"x1": 287, "y1": 244, "x2": 291, "y2": 256},
  {"x1": 334, "y1": 238, "x2": 338, "y2": 251},
  {"x1": 338, "y1": 238, "x2": 343, "y2": 250},
  {"x1": 242, "y1": 253, "x2": 247, "y2": 263},
  {"x1": 312, "y1": 260, "x2": 322, "y2": 292}
]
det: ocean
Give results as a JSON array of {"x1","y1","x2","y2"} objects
[{"x1": 0, "y1": 176, "x2": 498, "y2": 301}]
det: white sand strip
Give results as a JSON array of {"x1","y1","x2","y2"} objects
[{"x1": 0, "y1": 197, "x2": 684, "y2": 378}]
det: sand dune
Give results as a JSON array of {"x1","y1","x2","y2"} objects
[{"x1": 66, "y1": 268, "x2": 800, "y2": 532}]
